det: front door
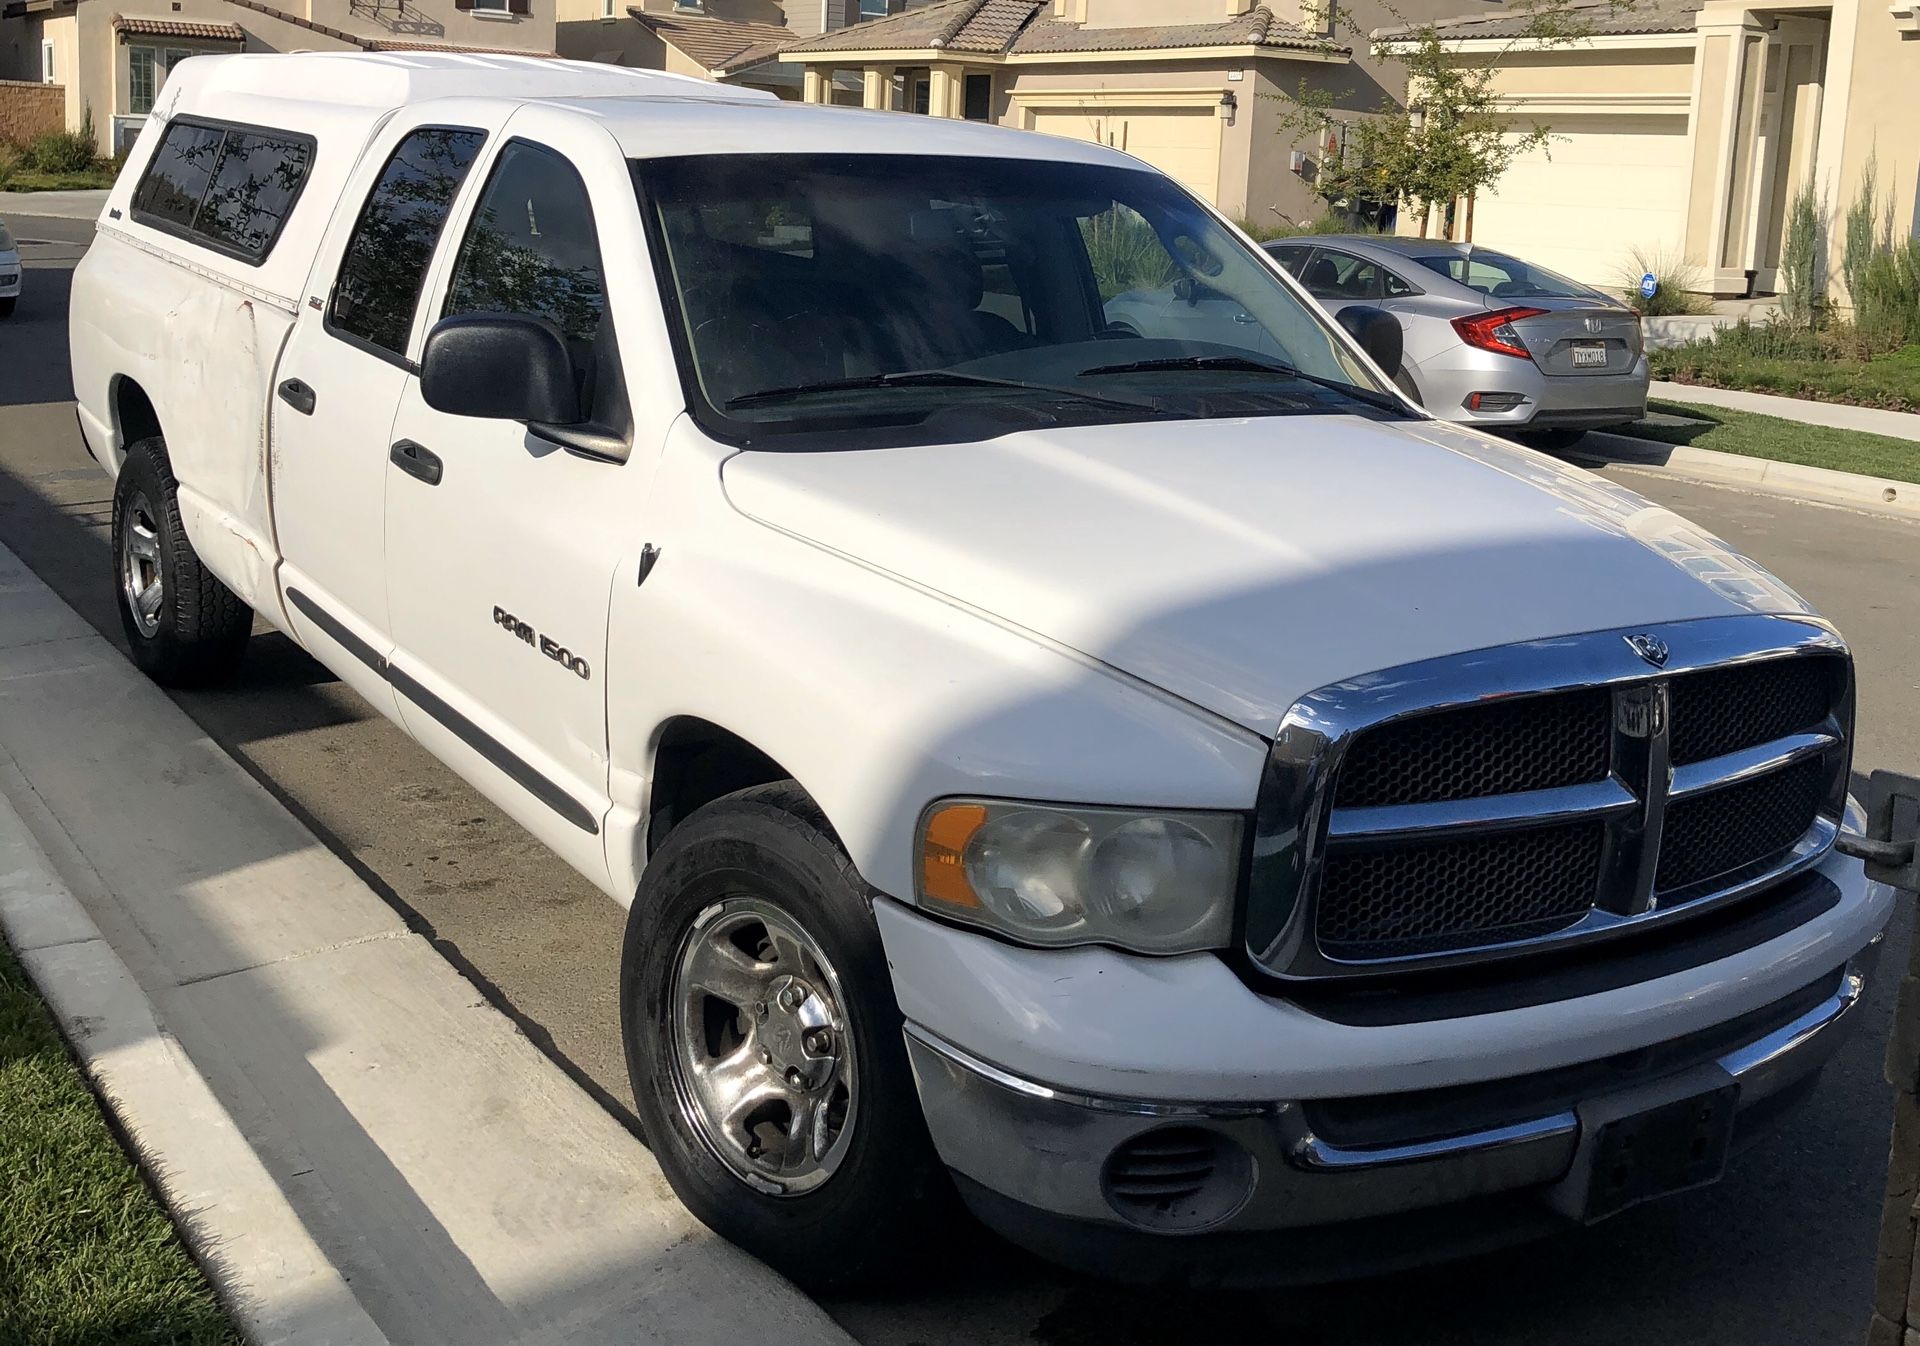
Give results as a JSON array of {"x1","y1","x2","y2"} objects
[
  {"x1": 273, "y1": 118, "x2": 490, "y2": 709},
  {"x1": 383, "y1": 127, "x2": 641, "y2": 882}
]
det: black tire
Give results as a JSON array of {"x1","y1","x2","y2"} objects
[
  {"x1": 111, "y1": 437, "x2": 252, "y2": 687},
  {"x1": 0, "y1": 296, "x2": 15, "y2": 318},
  {"x1": 1516, "y1": 428, "x2": 1588, "y2": 452},
  {"x1": 622, "y1": 782, "x2": 951, "y2": 1292}
]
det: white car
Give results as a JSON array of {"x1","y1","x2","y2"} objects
[
  {"x1": 70, "y1": 52, "x2": 1890, "y2": 1291},
  {"x1": 0, "y1": 218, "x2": 20, "y2": 317}
]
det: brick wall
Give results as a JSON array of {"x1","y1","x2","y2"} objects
[{"x1": 0, "y1": 79, "x2": 65, "y2": 145}]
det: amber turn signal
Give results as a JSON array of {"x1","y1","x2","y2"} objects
[{"x1": 920, "y1": 803, "x2": 987, "y2": 908}]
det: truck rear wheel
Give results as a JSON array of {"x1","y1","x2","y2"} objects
[
  {"x1": 111, "y1": 437, "x2": 252, "y2": 687},
  {"x1": 622, "y1": 782, "x2": 951, "y2": 1291}
]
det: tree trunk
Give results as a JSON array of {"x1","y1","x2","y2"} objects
[
  {"x1": 1416, "y1": 201, "x2": 1429, "y2": 238},
  {"x1": 1464, "y1": 191, "x2": 1477, "y2": 244}
]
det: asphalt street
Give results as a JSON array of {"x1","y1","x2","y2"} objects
[{"x1": 3, "y1": 212, "x2": 1916, "y2": 1345}]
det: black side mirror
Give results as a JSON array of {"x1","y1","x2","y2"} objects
[
  {"x1": 1335, "y1": 304, "x2": 1404, "y2": 379},
  {"x1": 421, "y1": 314, "x2": 582, "y2": 425}
]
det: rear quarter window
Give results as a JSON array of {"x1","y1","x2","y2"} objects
[{"x1": 129, "y1": 117, "x2": 315, "y2": 265}]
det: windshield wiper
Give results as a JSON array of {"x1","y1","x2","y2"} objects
[
  {"x1": 1079, "y1": 355, "x2": 1407, "y2": 414},
  {"x1": 727, "y1": 368, "x2": 1162, "y2": 413}
]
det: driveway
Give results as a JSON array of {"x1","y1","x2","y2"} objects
[{"x1": 2, "y1": 212, "x2": 1915, "y2": 1345}]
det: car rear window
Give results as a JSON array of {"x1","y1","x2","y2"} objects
[
  {"x1": 1414, "y1": 250, "x2": 1597, "y2": 301},
  {"x1": 130, "y1": 116, "x2": 315, "y2": 264}
]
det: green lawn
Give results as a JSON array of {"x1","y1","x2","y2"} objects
[
  {"x1": 1609, "y1": 399, "x2": 1920, "y2": 485},
  {"x1": 1652, "y1": 342, "x2": 1920, "y2": 413},
  {"x1": 0, "y1": 939, "x2": 239, "y2": 1346}
]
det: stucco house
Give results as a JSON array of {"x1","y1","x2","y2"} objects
[
  {"x1": 562, "y1": 0, "x2": 1504, "y2": 228},
  {"x1": 1396, "y1": 0, "x2": 1915, "y2": 295},
  {"x1": 2, "y1": 0, "x2": 558, "y2": 152}
]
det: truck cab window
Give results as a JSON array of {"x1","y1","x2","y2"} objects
[
  {"x1": 443, "y1": 141, "x2": 607, "y2": 346},
  {"x1": 329, "y1": 127, "x2": 486, "y2": 357}
]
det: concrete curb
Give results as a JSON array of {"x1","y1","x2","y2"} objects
[
  {"x1": 0, "y1": 791, "x2": 394, "y2": 1346},
  {"x1": 1579, "y1": 431, "x2": 1920, "y2": 523},
  {"x1": 0, "y1": 538, "x2": 858, "y2": 1346}
]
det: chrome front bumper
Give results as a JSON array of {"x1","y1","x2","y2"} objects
[{"x1": 906, "y1": 948, "x2": 1872, "y2": 1262}]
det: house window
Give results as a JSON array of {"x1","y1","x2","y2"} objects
[
  {"x1": 127, "y1": 45, "x2": 194, "y2": 117},
  {"x1": 468, "y1": 0, "x2": 512, "y2": 13},
  {"x1": 41, "y1": 39, "x2": 55, "y2": 84}
]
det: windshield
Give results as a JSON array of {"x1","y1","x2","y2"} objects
[
  {"x1": 1414, "y1": 250, "x2": 1602, "y2": 302},
  {"x1": 636, "y1": 154, "x2": 1402, "y2": 448}
]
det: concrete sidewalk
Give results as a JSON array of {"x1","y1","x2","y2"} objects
[
  {"x1": 0, "y1": 189, "x2": 107, "y2": 221},
  {"x1": 1653, "y1": 381, "x2": 1920, "y2": 443},
  {"x1": 0, "y1": 540, "x2": 855, "y2": 1346}
]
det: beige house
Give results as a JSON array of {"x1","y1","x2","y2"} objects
[
  {"x1": 562, "y1": 0, "x2": 1497, "y2": 228},
  {"x1": 1401, "y1": 0, "x2": 1916, "y2": 296},
  {"x1": 2, "y1": 0, "x2": 558, "y2": 152}
]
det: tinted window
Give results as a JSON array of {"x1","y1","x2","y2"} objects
[
  {"x1": 1384, "y1": 269, "x2": 1417, "y2": 298},
  {"x1": 196, "y1": 130, "x2": 313, "y2": 257},
  {"x1": 1300, "y1": 249, "x2": 1381, "y2": 300},
  {"x1": 445, "y1": 142, "x2": 605, "y2": 345},
  {"x1": 330, "y1": 128, "x2": 486, "y2": 356},
  {"x1": 1267, "y1": 244, "x2": 1309, "y2": 278},
  {"x1": 131, "y1": 119, "x2": 314, "y2": 262},
  {"x1": 1415, "y1": 249, "x2": 1598, "y2": 301},
  {"x1": 131, "y1": 121, "x2": 226, "y2": 231}
]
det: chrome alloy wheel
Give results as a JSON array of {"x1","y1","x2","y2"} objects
[
  {"x1": 120, "y1": 491, "x2": 164, "y2": 638},
  {"x1": 668, "y1": 896, "x2": 859, "y2": 1196}
]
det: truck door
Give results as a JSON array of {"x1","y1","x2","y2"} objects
[
  {"x1": 382, "y1": 121, "x2": 648, "y2": 885},
  {"x1": 272, "y1": 115, "x2": 491, "y2": 711}
]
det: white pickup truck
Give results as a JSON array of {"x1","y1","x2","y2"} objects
[{"x1": 71, "y1": 51, "x2": 1892, "y2": 1290}]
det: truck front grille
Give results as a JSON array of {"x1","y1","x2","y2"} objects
[{"x1": 1249, "y1": 618, "x2": 1853, "y2": 981}]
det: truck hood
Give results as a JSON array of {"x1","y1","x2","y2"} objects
[{"x1": 720, "y1": 415, "x2": 1812, "y2": 735}]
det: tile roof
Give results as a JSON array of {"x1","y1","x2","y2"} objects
[
  {"x1": 1379, "y1": 0, "x2": 1703, "y2": 41},
  {"x1": 783, "y1": 0, "x2": 1341, "y2": 58},
  {"x1": 112, "y1": 14, "x2": 244, "y2": 40},
  {"x1": 221, "y1": 0, "x2": 556, "y2": 55},
  {"x1": 630, "y1": 7, "x2": 797, "y2": 71},
  {"x1": 1013, "y1": 6, "x2": 1337, "y2": 54}
]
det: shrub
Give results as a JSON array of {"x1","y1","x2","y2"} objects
[
  {"x1": 1850, "y1": 238, "x2": 1920, "y2": 355},
  {"x1": 1777, "y1": 179, "x2": 1824, "y2": 329},
  {"x1": 18, "y1": 127, "x2": 100, "y2": 175},
  {"x1": 1080, "y1": 209, "x2": 1178, "y2": 301},
  {"x1": 0, "y1": 145, "x2": 16, "y2": 192},
  {"x1": 1616, "y1": 246, "x2": 1712, "y2": 316},
  {"x1": 1841, "y1": 152, "x2": 1892, "y2": 308},
  {"x1": 1233, "y1": 213, "x2": 1377, "y2": 242}
]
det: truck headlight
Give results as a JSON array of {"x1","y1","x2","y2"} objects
[{"x1": 917, "y1": 800, "x2": 1242, "y2": 954}]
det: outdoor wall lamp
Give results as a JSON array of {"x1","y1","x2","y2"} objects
[{"x1": 1218, "y1": 90, "x2": 1238, "y2": 125}]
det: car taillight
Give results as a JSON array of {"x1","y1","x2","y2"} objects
[{"x1": 1452, "y1": 306, "x2": 1547, "y2": 360}]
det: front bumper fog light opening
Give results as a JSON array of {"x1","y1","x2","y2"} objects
[{"x1": 1101, "y1": 1126, "x2": 1256, "y2": 1233}]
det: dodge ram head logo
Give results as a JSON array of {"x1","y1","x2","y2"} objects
[{"x1": 1625, "y1": 633, "x2": 1670, "y2": 668}]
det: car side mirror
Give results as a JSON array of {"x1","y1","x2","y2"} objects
[
  {"x1": 1335, "y1": 304, "x2": 1404, "y2": 379},
  {"x1": 421, "y1": 314, "x2": 583, "y2": 426}
]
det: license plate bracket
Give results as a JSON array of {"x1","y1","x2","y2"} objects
[
  {"x1": 1579, "y1": 1082, "x2": 1737, "y2": 1222},
  {"x1": 1570, "y1": 341, "x2": 1609, "y2": 368}
]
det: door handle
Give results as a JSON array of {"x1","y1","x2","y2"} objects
[
  {"x1": 277, "y1": 378, "x2": 316, "y2": 416},
  {"x1": 390, "y1": 439, "x2": 443, "y2": 486},
  {"x1": 1233, "y1": 313, "x2": 1259, "y2": 325}
]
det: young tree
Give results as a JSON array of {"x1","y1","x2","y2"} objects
[{"x1": 1277, "y1": 0, "x2": 1636, "y2": 239}]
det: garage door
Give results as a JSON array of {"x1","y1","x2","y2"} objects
[
  {"x1": 1470, "y1": 113, "x2": 1689, "y2": 287},
  {"x1": 1026, "y1": 105, "x2": 1223, "y2": 204}
]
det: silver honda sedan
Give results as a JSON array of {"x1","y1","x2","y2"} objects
[{"x1": 1264, "y1": 235, "x2": 1649, "y2": 447}]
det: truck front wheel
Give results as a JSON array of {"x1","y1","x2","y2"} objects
[
  {"x1": 111, "y1": 437, "x2": 251, "y2": 687},
  {"x1": 622, "y1": 782, "x2": 951, "y2": 1291}
]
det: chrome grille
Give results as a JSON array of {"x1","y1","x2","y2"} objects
[
  {"x1": 1334, "y1": 689, "x2": 1612, "y2": 808},
  {"x1": 1656, "y1": 757, "x2": 1829, "y2": 892},
  {"x1": 1318, "y1": 821, "x2": 1605, "y2": 959},
  {"x1": 1248, "y1": 617, "x2": 1853, "y2": 981}
]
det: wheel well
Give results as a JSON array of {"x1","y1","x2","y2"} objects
[
  {"x1": 647, "y1": 718, "x2": 795, "y2": 855},
  {"x1": 113, "y1": 377, "x2": 161, "y2": 449}
]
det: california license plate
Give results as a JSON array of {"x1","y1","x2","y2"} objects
[{"x1": 1571, "y1": 342, "x2": 1609, "y2": 368}]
